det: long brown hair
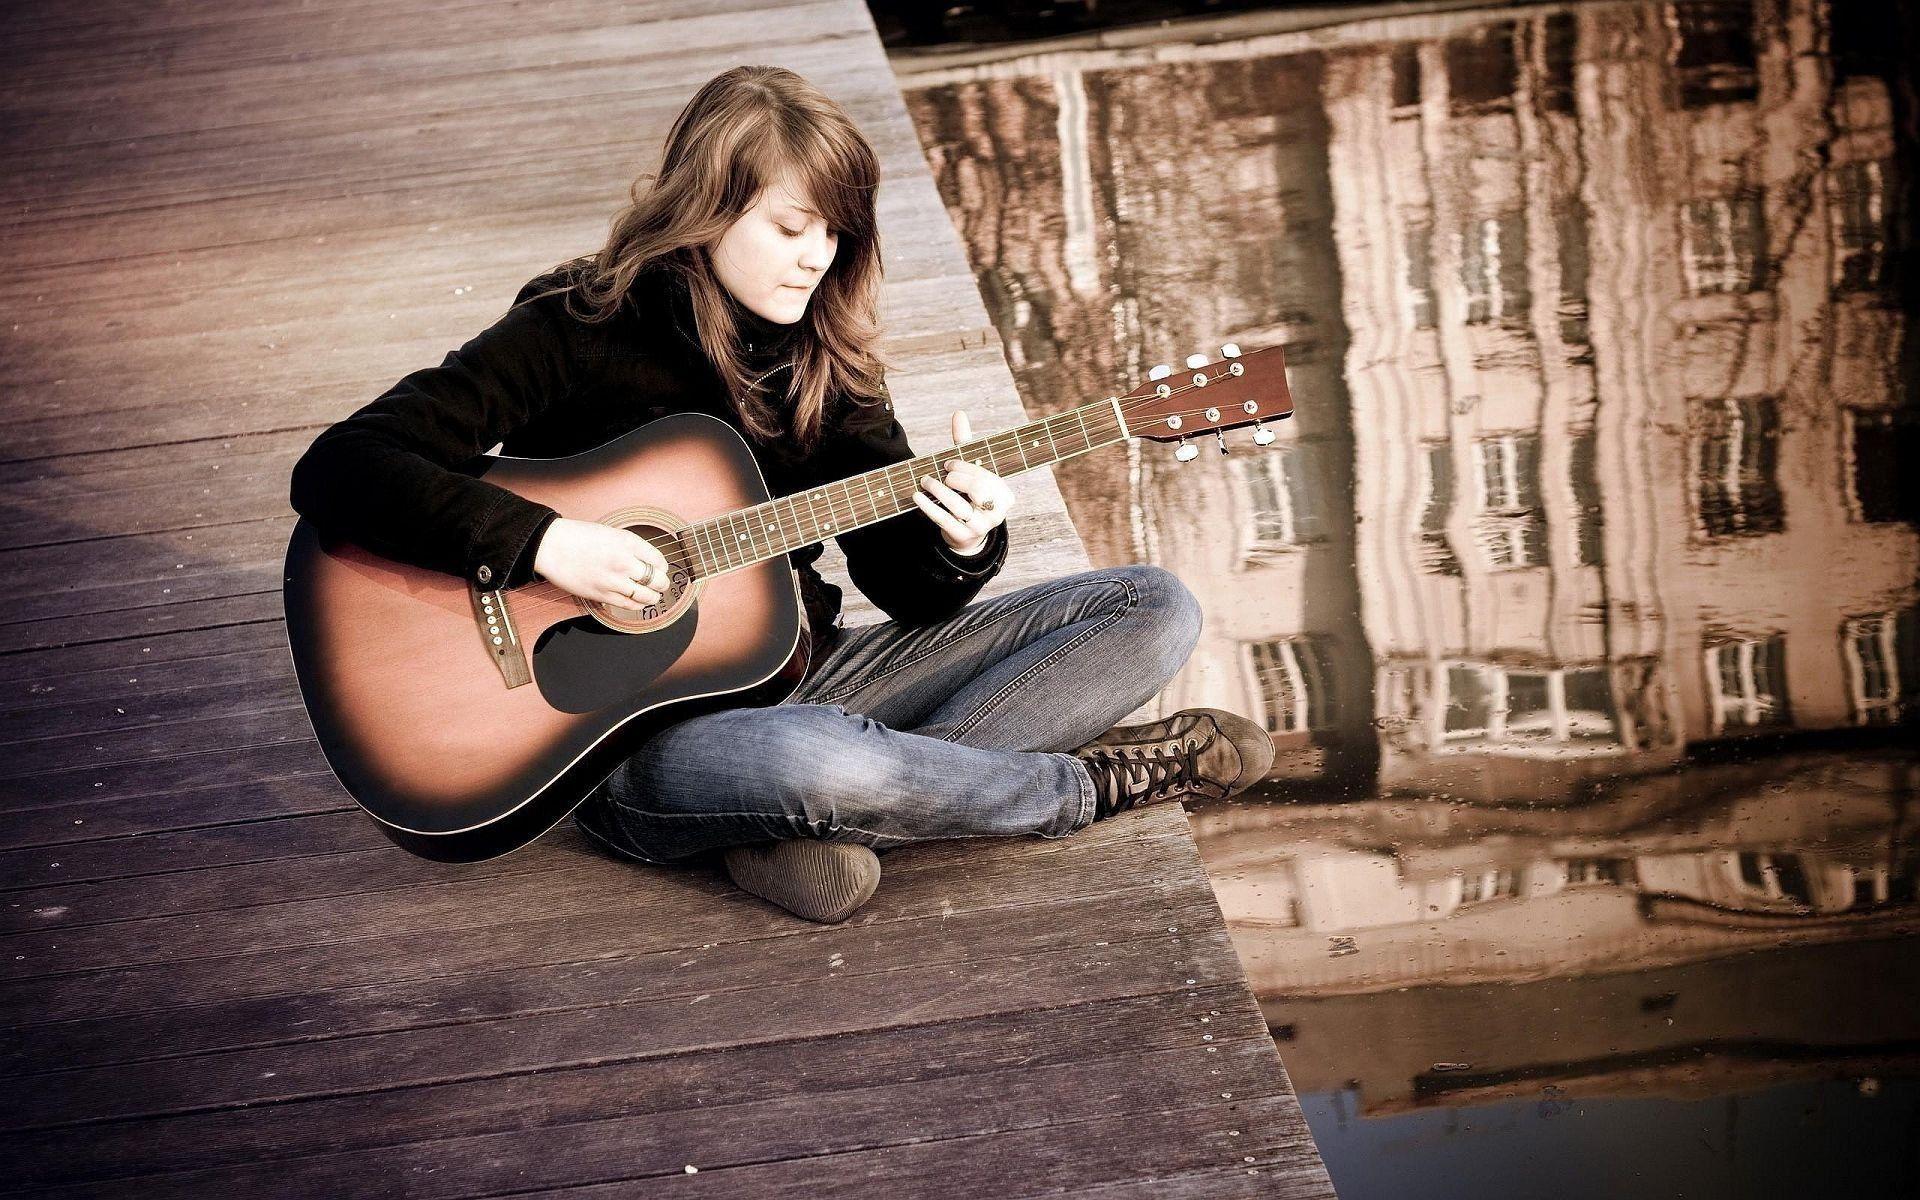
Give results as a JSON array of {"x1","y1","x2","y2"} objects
[{"x1": 527, "y1": 66, "x2": 887, "y2": 452}]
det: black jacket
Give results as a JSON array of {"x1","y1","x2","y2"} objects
[{"x1": 287, "y1": 265, "x2": 1009, "y2": 661}]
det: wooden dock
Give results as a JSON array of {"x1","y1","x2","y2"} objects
[{"x1": 0, "y1": 1, "x2": 1332, "y2": 1194}]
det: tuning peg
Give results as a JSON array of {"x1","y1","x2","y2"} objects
[
  {"x1": 1174, "y1": 438, "x2": 1199, "y2": 462},
  {"x1": 1184, "y1": 353, "x2": 1210, "y2": 369},
  {"x1": 1215, "y1": 429, "x2": 1229, "y2": 454},
  {"x1": 1147, "y1": 364, "x2": 1172, "y2": 381},
  {"x1": 1220, "y1": 343, "x2": 1241, "y2": 358},
  {"x1": 1251, "y1": 419, "x2": 1276, "y2": 446}
]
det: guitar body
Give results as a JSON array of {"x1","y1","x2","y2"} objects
[{"x1": 283, "y1": 413, "x2": 809, "y2": 863}]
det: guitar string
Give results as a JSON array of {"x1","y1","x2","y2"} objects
[
  {"x1": 487, "y1": 377, "x2": 1280, "y2": 623},
  {"x1": 492, "y1": 385, "x2": 1274, "y2": 623}
]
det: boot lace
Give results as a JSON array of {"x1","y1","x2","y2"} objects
[{"x1": 1082, "y1": 736, "x2": 1210, "y2": 819}]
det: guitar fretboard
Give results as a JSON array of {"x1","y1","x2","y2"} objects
[{"x1": 676, "y1": 396, "x2": 1132, "y2": 576}]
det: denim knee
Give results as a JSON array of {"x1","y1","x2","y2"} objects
[
  {"x1": 747, "y1": 704, "x2": 899, "y2": 830},
  {"x1": 1113, "y1": 563, "x2": 1203, "y2": 672}
]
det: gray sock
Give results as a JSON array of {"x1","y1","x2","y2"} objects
[{"x1": 722, "y1": 839, "x2": 881, "y2": 923}]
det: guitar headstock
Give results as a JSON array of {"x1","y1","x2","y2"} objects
[{"x1": 1118, "y1": 344, "x2": 1293, "y2": 460}]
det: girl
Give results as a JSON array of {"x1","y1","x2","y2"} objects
[{"x1": 289, "y1": 66, "x2": 1273, "y2": 924}]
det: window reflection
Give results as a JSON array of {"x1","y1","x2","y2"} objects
[
  {"x1": 1235, "y1": 442, "x2": 1330, "y2": 559},
  {"x1": 1843, "y1": 609, "x2": 1919, "y2": 726},
  {"x1": 1693, "y1": 397, "x2": 1783, "y2": 537},
  {"x1": 1247, "y1": 636, "x2": 1340, "y2": 735},
  {"x1": 1418, "y1": 443, "x2": 1460, "y2": 576},
  {"x1": 1445, "y1": 24, "x2": 1516, "y2": 114},
  {"x1": 1844, "y1": 408, "x2": 1919, "y2": 525},
  {"x1": 1680, "y1": 194, "x2": 1765, "y2": 294},
  {"x1": 1827, "y1": 160, "x2": 1890, "y2": 292},
  {"x1": 1405, "y1": 222, "x2": 1436, "y2": 330},
  {"x1": 1704, "y1": 634, "x2": 1790, "y2": 731},
  {"x1": 1669, "y1": 0, "x2": 1758, "y2": 109},
  {"x1": 1459, "y1": 213, "x2": 1530, "y2": 325},
  {"x1": 1473, "y1": 434, "x2": 1546, "y2": 568},
  {"x1": 1555, "y1": 203, "x2": 1592, "y2": 359},
  {"x1": 1569, "y1": 429, "x2": 1604, "y2": 566},
  {"x1": 1440, "y1": 663, "x2": 1622, "y2": 753}
]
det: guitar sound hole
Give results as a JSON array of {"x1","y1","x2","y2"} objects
[{"x1": 609, "y1": 522, "x2": 693, "y2": 621}]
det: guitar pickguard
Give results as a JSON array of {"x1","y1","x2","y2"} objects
[{"x1": 532, "y1": 599, "x2": 702, "y2": 715}]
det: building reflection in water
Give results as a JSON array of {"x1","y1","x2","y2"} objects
[{"x1": 901, "y1": 0, "x2": 1916, "y2": 1192}]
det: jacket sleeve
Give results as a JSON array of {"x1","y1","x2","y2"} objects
[
  {"x1": 822, "y1": 387, "x2": 1010, "y2": 625},
  {"x1": 287, "y1": 279, "x2": 574, "y2": 591}
]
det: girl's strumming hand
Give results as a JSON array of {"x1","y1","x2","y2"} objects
[{"x1": 533, "y1": 517, "x2": 674, "y2": 608}]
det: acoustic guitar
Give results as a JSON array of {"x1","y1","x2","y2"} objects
[{"x1": 282, "y1": 344, "x2": 1292, "y2": 861}]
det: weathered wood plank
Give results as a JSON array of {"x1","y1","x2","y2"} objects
[
  {"x1": 0, "y1": 829, "x2": 1200, "y2": 1073},
  {"x1": 0, "y1": 617, "x2": 285, "y2": 683},
  {"x1": 3, "y1": 699, "x2": 308, "y2": 782},
  {"x1": 0, "y1": 590, "x2": 281, "y2": 656},
  {"x1": 398, "y1": 1098, "x2": 1323, "y2": 1200},
  {"x1": 0, "y1": 808, "x2": 366, "y2": 889},
  {"x1": 0, "y1": 646, "x2": 290, "y2": 727},
  {"x1": 6, "y1": 984, "x2": 1268, "y2": 1187},
  {"x1": 0, "y1": 833, "x2": 567, "y2": 935},
  {"x1": 2, "y1": 674, "x2": 300, "y2": 760},
  {"x1": 0, "y1": 823, "x2": 1191, "y2": 1022},
  {"x1": 17, "y1": 1044, "x2": 1307, "y2": 1197},
  {"x1": 5, "y1": 877, "x2": 1232, "y2": 1129},
  {"x1": 1, "y1": 740, "x2": 330, "y2": 820}
]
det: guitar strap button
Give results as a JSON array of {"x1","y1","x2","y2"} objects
[{"x1": 476, "y1": 564, "x2": 493, "y2": 585}]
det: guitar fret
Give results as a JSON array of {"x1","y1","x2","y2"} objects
[
  {"x1": 729, "y1": 511, "x2": 750, "y2": 564},
  {"x1": 752, "y1": 499, "x2": 775, "y2": 556},
  {"x1": 892, "y1": 463, "x2": 912, "y2": 516},
  {"x1": 807, "y1": 487, "x2": 826, "y2": 539},
  {"x1": 756, "y1": 502, "x2": 776, "y2": 560},
  {"x1": 704, "y1": 524, "x2": 720, "y2": 574},
  {"x1": 777, "y1": 495, "x2": 797, "y2": 555},
  {"x1": 818, "y1": 482, "x2": 838, "y2": 533}
]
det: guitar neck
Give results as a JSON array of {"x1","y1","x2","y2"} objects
[{"x1": 678, "y1": 396, "x2": 1133, "y2": 576}]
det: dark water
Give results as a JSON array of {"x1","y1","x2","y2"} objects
[{"x1": 897, "y1": 1, "x2": 1920, "y2": 1194}]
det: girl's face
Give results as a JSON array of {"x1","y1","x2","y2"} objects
[{"x1": 711, "y1": 177, "x2": 839, "y2": 326}]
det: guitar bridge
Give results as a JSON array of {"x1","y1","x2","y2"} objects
[{"x1": 471, "y1": 583, "x2": 533, "y2": 689}]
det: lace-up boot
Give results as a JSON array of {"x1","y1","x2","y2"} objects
[{"x1": 1070, "y1": 708, "x2": 1274, "y2": 821}]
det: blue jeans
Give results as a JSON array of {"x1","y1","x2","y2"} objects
[{"x1": 572, "y1": 563, "x2": 1204, "y2": 866}]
